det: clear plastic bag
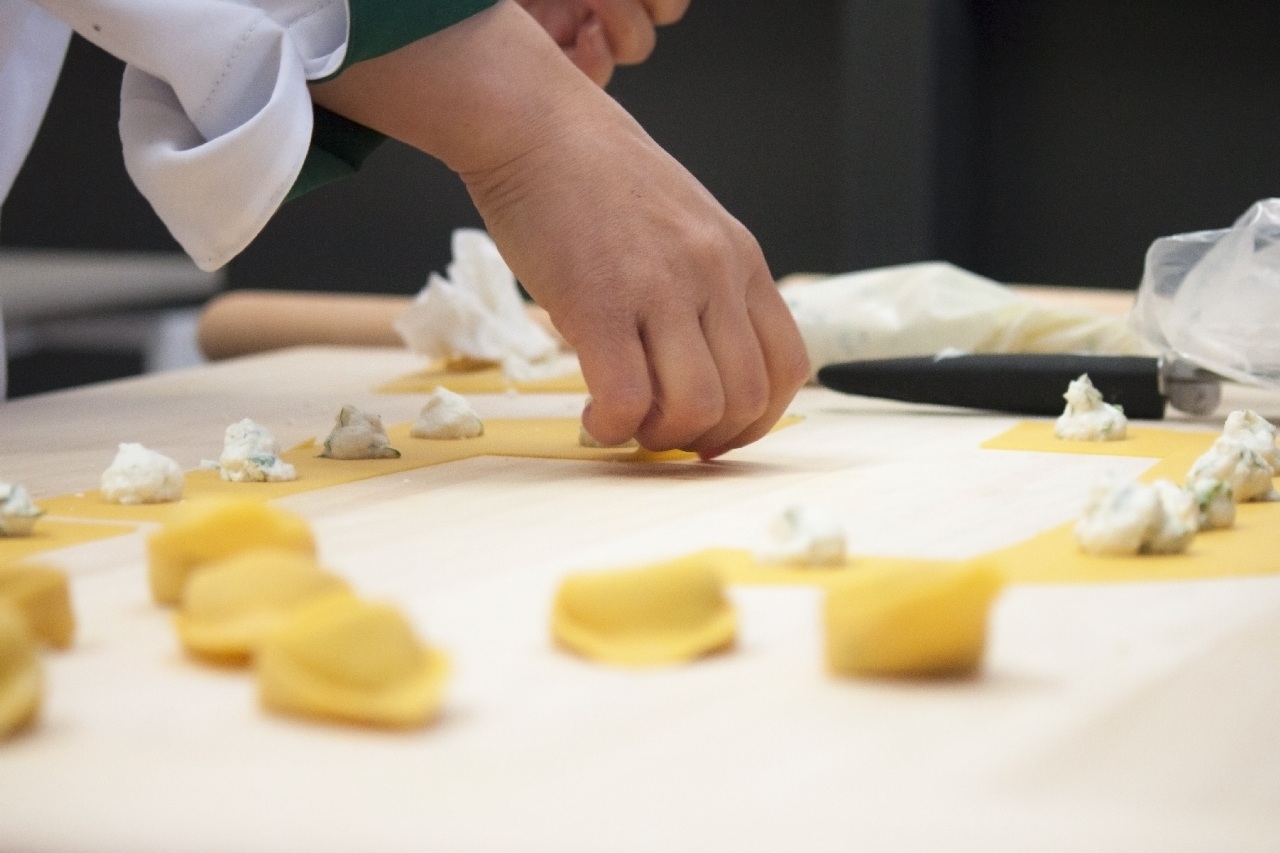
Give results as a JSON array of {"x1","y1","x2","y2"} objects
[
  {"x1": 782, "y1": 262, "x2": 1150, "y2": 379},
  {"x1": 1132, "y1": 198, "x2": 1280, "y2": 387}
]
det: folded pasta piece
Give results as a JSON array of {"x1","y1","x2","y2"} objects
[
  {"x1": 552, "y1": 555, "x2": 737, "y2": 667},
  {"x1": 0, "y1": 564, "x2": 74, "y2": 649},
  {"x1": 0, "y1": 600, "x2": 41, "y2": 739},
  {"x1": 256, "y1": 596, "x2": 449, "y2": 729},
  {"x1": 147, "y1": 498, "x2": 316, "y2": 606},
  {"x1": 825, "y1": 562, "x2": 1003, "y2": 678},
  {"x1": 175, "y1": 548, "x2": 350, "y2": 665}
]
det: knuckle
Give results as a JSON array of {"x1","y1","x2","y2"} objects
[
  {"x1": 731, "y1": 372, "x2": 771, "y2": 425},
  {"x1": 638, "y1": 388, "x2": 723, "y2": 451},
  {"x1": 782, "y1": 345, "x2": 813, "y2": 390},
  {"x1": 596, "y1": 383, "x2": 652, "y2": 427}
]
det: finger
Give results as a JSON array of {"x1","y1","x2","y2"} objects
[
  {"x1": 588, "y1": 0, "x2": 658, "y2": 65},
  {"x1": 634, "y1": 312, "x2": 725, "y2": 451},
  {"x1": 565, "y1": 15, "x2": 617, "y2": 86},
  {"x1": 700, "y1": 275, "x2": 810, "y2": 458},
  {"x1": 681, "y1": 299, "x2": 771, "y2": 457},
  {"x1": 574, "y1": 322, "x2": 653, "y2": 447},
  {"x1": 639, "y1": 0, "x2": 691, "y2": 26}
]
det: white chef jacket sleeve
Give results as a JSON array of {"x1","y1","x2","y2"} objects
[
  {"x1": 0, "y1": 1, "x2": 72, "y2": 211},
  {"x1": 34, "y1": 0, "x2": 350, "y2": 272}
]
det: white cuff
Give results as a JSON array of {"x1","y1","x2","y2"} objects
[{"x1": 39, "y1": 0, "x2": 351, "y2": 270}]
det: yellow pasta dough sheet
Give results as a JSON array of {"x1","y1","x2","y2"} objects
[
  {"x1": 700, "y1": 547, "x2": 975, "y2": 589},
  {"x1": 376, "y1": 363, "x2": 588, "y2": 395},
  {"x1": 987, "y1": 502, "x2": 1280, "y2": 584},
  {"x1": 980, "y1": 420, "x2": 1278, "y2": 583},
  {"x1": 706, "y1": 421, "x2": 1277, "y2": 588},
  {"x1": 0, "y1": 519, "x2": 135, "y2": 565},
  {"x1": 37, "y1": 417, "x2": 799, "y2": 525},
  {"x1": 980, "y1": 421, "x2": 1218, "y2": 482}
]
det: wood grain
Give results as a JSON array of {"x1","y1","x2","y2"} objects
[{"x1": 0, "y1": 347, "x2": 1278, "y2": 852}]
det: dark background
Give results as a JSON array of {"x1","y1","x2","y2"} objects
[{"x1": 3, "y1": 1, "x2": 1279, "y2": 347}]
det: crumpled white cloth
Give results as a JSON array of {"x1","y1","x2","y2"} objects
[
  {"x1": 782, "y1": 262, "x2": 1152, "y2": 378},
  {"x1": 3, "y1": 0, "x2": 349, "y2": 272},
  {"x1": 395, "y1": 229, "x2": 573, "y2": 380}
]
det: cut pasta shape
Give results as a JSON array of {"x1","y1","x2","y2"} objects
[
  {"x1": 552, "y1": 555, "x2": 737, "y2": 667},
  {"x1": 0, "y1": 564, "x2": 74, "y2": 649},
  {"x1": 0, "y1": 600, "x2": 41, "y2": 739},
  {"x1": 175, "y1": 548, "x2": 350, "y2": 665},
  {"x1": 825, "y1": 562, "x2": 1003, "y2": 678},
  {"x1": 256, "y1": 596, "x2": 449, "y2": 729},
  {"x1": 147, "y1": 498, "x2": 316, "y2": 606}
]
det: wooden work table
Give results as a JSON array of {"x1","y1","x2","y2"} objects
[{"x1": 1, "y1": 346, "x2": 1279, "y2": 852}]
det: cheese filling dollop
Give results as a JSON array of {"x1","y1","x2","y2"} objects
[
  {"x1": 101, "y1": 443, "x2": 185, "y2": 504},
  {"x1": 321, "y1": 405, "x2": 400, "y2": 459},
  {"x1": 763, "y1": 504, "x2": 847, "y2": 567},
  {"x1": 410, "y1": 388, "x2": 484, "y2": 440},
  {"x1": 1054, "y1": 374, "x2": 1127, "y2": 441},
  {"x1": 1223, "y1": 409, "x2": 1279, "y2": 472},
  {"x1": 1075, "y1": 475, "x2": 1198, "y2": 556},
  {"x1": 1183, "y1": 410, "x2": 1279, "y2": 520},
  {"x1": 0, "y1": 483, "x2": 43, "y2": 537},
  {"x1": 216, "y1": 419, "x2": 297, "y2": 483}
]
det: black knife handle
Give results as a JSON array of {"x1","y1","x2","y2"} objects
[{"x1": 817, "y1": 354, "x2": 1166, "y2": 419}]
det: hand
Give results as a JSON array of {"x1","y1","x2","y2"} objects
[
  {"x1": 465, "y1": 97, "x2": 809, "y2": 458},
  {"x1": 516, "y1": 0, "x2": 690, "y2": 85},
  {"x1": 310, "y1": 1, "x2": 808, "y2": 457}
]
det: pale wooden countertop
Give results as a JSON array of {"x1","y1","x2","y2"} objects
[{"x1": 1, "y1": 346, "x2": 1278, "y2": 852}]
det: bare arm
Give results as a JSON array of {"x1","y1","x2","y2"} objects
[{"x1": 309, "y1": 0, "x2": 808, "y2": 457}]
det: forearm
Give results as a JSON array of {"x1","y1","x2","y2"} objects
[{"x1": 308, "y1": 0, "x2": 596, "y2": 177}]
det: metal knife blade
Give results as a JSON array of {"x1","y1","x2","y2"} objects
[{"x1": 815, "y1": 353, "x2": 1223, "y2": 419}]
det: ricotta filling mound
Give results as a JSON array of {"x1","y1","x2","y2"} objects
[
  {"x1": 1075, "y1": 475, "x2": 1198, "y2": 556},
  {"x1": 762, "y1": 504, "x2": 847, "y2": 567},
  {"x1": 100, "y1": 443, "x2": 185, "y2": 504},
  {"x1": 321, "y1": 405, "x2": 401, "y2": 459},
  {"x1": 215, "y1": 419, "x2": 297, "y2": 483},
  {"x1": 1222, "y1": 409, "x2": 1279, "y2": 473},
  {"x1": 1187, "y1": 411, "x2": 1279, "y2": 506},
  {"x1": 0, "y1": 482, "x2": 43, "y2": 537},
  {"x1": 1054, "y1": 373, "x2": 1127, "y2": 441},
  {"x1": 410, "y1": 388, "x2": 484, "y2": 440}
]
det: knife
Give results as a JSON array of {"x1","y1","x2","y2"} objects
[{"x1": 815, "y1": 353, "x2": 1224, "y2": 419}]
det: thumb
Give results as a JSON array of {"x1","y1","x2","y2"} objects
[{"x1": 575, "y1": 325, "x2": 653, "y2": 446}]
